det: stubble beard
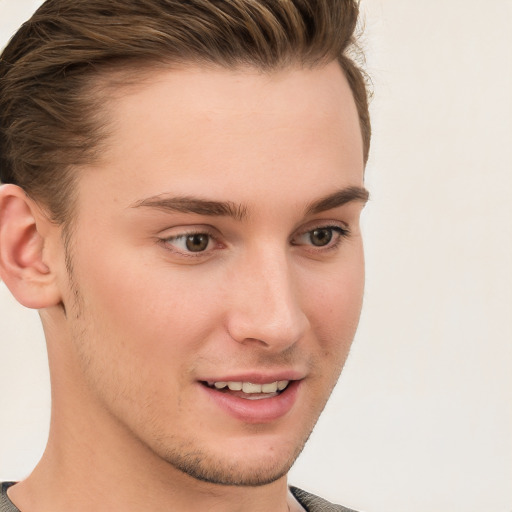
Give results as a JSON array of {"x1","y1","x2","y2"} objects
[{"x1": 150, "y1": 426, "x2": 315, "y2": 487}]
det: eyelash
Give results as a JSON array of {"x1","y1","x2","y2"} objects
[
  {"x1": 160, "y1": 224, "x2": 350, "y2": 258},
  {"x1": 161, "y1": 229, "x2": 219, "y2": 258},
  {"x1": 291, "y1": 225, "x2": 350, "y2": 252}
]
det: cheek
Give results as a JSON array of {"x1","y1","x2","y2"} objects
[
  {"x1": 72, "y1": 250, "x2": 224, "y2": 365},
  {"x1": 303, "y1": 253, "x2": 365, "y2": 352},
  {"x1": 66, "y1": 255, "x2": 227, "y2": 424}
]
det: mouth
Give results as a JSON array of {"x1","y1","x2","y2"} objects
[
  {"x1": 201, "y1": 380, "x2": 291, "y2": 400},
  {"x1": 199, "y1": 377, "x2": 301, "y2": 423}
]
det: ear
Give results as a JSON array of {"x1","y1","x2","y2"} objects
[{"x1": 0, "y1": 184, "x2": 61, "y2": 309}]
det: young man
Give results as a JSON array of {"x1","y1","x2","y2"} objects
[{"x1": 0, "y1": 1, "x2": 371, "y2": 511}]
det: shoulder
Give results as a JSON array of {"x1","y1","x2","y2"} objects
[
  {"x1": 0, "y1": 483, "x2": 20, "y2": 512},
  {"x1": 289, "y1": 486, "x2": 360, "y2": 512}
]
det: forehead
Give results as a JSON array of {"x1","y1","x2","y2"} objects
[{"x1": 79, "y1": 62, "x2": 364, "y2": 211}]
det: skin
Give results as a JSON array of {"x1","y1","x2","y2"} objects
[{"x1": 0, "y1": 61, "x2": 366, "y2": 512}]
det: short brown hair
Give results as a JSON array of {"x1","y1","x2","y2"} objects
[{"x1": 0, "y1": 0, "x2": 371, "y2": 224}]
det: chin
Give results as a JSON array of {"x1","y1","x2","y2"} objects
[{"x1": 158, "y1": 433, "x2": 309, "y2": 487}]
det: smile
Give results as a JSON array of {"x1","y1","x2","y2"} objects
[
  {"x1": 200, "y1": 378, "x2": 301, "y2": 422},
  {"x1": 203, "y1": 380, "x2": 290, "y2": 400}
]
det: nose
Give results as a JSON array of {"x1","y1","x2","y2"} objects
[{"x1": 225, "y1": 248, "x2": 310, "y2": 351}]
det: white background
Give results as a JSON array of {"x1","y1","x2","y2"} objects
[{"x1": 0, "y1": 1, "x2": 511, "y2": 511}]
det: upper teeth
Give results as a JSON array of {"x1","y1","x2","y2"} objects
[{"x1": 212, "y1": 381, "x2": 289, "y2": 393}]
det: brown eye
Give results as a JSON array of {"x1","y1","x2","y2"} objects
[
  {"x1": 185, "y1": 234, "x2": 210, "y2": 252},
  {"x1": 309, "y1": 228, "x2": 333, "y2": 247},
  {"x1": 291, "y1": 225, "x2": 349, "y2": 251}
]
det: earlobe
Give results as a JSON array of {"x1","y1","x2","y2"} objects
[{"x1": 0, "y1": 184, "x2": 61, "y2": 309}]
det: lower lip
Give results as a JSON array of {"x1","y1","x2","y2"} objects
[{"x1": 199, "y1": 381, "x2": 301, "y2": 424}]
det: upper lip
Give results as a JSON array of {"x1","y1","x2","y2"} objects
[{"x1": 199, "y1": 370, "x2": 306, "y2": 384}]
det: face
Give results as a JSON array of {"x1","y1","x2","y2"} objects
[{"x1": 53, "y1": 62, "x2": 367, "y2": 486}]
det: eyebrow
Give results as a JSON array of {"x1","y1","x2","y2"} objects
[
  {"x1": 305, "y1": 186, "x2": 369, "y2": 215},
  {"x1": 131, "y1": 195, "x2": 248, "y2": 221},
  {"x1": 130, "y1": 186, "x2": 369, "y2": 220}
]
